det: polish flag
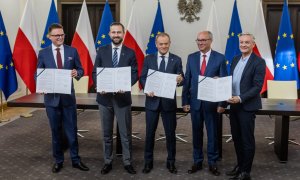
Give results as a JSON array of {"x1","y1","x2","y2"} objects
[
  {"x1": 71, "y1": 0, "x2": 96, "y2": 88},
  {"x1": 13, "y1": 0, "x2": 40, "y2": 93},
  {"x1": 253, "y1": 0, "x2": 274, "y2": 93},
  {"x1": 123, "y1": 0, "x2": 145, "y2": 83}
]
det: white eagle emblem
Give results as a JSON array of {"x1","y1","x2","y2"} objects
[{"x1": 178, "y1": 0, "x2": 202, "y2": 23}]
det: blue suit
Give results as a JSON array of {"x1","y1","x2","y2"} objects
[
  {"x1": 182, "y1": 50, "x2": 227, "y2": 165},
  {"x1": 140, "y1": 53, "x2": 183, "y2": 164},
  {"x1": 37, "y1": 45, "x2": 83, "y2": 164},
  {"x1": 229, "y1": 53, "x2": 266, "y2": 173}
]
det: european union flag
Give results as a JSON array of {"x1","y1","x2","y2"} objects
[
  {"x1": 145, "y1": 0, "x2": 164, "y2": 55},
  {"x1": 274, "y1": 0, "x2": 300, "y2": 88},
  {"x1": 224, "y1": 0, "x2": 242, "y2": 74},
  {"x1": 41, "y1": 0, "x2": 59, "y2": 48},
  {"x1": 0, "y1": 11, "x2": 17, "y2": 100},
  {"x1": 95, "y1": 0, "x2": 114, "y2": 49}
]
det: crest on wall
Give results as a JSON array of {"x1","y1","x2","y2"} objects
[{"x1": 178, "y1": 0, "x2": 202, "y2": 23}]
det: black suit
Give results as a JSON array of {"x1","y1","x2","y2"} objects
[
  {"x1": 229, "y1": 53, "x2": 266, "y2": 173},
  {"x1": 140, "y1": 53, "x2": 183, "y2": 165}
]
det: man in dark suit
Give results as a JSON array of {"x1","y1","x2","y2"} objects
[
  {"x1": 92, "y1": 22, "x2": 138, "y2": 175},
  {"x1": 182, "y1": 31, "x2": 227, "y2": 176},
  {"x1": 225, "y1": 33, "x2": 266, "y2": 180},
  {"x1": 140, "y1": 32, "x2": 183, "y2": 174},
  {"x1": 37, "y1": 23, "x2": 89, "y2": 173}
]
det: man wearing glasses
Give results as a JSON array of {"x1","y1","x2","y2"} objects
[
  {"x1": 182, "y1": 31, "x2": 227, "y2": 176},
  {"x1": 37, "y1": 23, "x2": 89, "y2": 173}
]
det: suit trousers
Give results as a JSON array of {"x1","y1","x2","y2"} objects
[
  {"x1": 98, "y1": 98, "x2": 132, "y2": 166},
  {"x1": 144, "y1": 104, "x2": 177, "y2": 164},
  {"x1": 190, "y1": 107, "x2": 219, "y2": 165},
  {"x1": 45, "y1": 103, "x2": 80, "y2": 164},
  {"x1": 230, "y1": 104, "x2": 256, "y2": 173}
]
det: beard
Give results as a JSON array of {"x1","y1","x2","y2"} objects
[{"x1": 112, "y1": 37, "x2": 123, "y2": 45}]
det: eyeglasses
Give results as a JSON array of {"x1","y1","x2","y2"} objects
[
  {"x1": 195, "y1": 39, "x2": 211, "y2": 43},
  {"x1": 50, "y1": 34, "x2": 65, "y2": 38}
]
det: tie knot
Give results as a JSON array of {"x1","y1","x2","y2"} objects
[
  {"x1": 56, "y1": 48, "x2": 60, "y2": 51},
  {"x1": 114, "y1": 47, "x2": 118, "y2": 51},
  {"x1": 161, "y1": 55, "x2": 165, "y2": 60},
  {"x1": 202, "y1": 54, "x2": 206, "y2": 58}
]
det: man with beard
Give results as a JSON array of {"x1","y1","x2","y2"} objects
[{"x1": 92, "y1": 22, "x2": 138, "y2": 175}]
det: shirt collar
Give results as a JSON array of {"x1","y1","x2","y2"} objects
[
  {"x1": 52, "y1": 44, "x2": 64, "y2": 51},
  {"x1": 201, "y1": 49, "x2": 211, "y2": 57},
  {"x1": 112, "y1": 43, "x2": 122, "y2": 50},
  {"x1": 157, "y1": 52, "x2": 170, "y2": 59}
]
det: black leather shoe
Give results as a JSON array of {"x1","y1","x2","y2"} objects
[
  {"x1": 209, "y1": 165, "x2": 221, "y2": 176},
  {"x1": 167, "y1": 162, "x2": 177, "y2": 174},
  {"x1": 142, "y1": 163, "x2": 153, "y2": 174},
  {"x1": 229, "y1": 172, "x2": 251, "y2": 180},
  {"x1": 52, "y1": 163, "x2": 63, "y2": 173},
  {"x1": 188, "y1": 163, "x2": 202, "y2": 174},
  {"x1": 124, "y1": 165, "x2": 136, "y2": 174},
  {"x1": 72, "y1": 161, "x2": 89, "y2": 171},
  {"x1": 101, "y1": 164, "x2": 112, "y2": 174},
  {"x1": 226, "y1": 165, "x2": 240, "y2": 176}
]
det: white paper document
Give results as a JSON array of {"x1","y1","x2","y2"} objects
[
  {"x1": 197, "y1": 75, "x2": 232, "y2": 102},
  {"x1": 96, "y1": 67, "x2": 131, "y2": 92},
  {"x1": 36, "y1": 68, "x2": 72, "y2": 94},
  {"x1": 144, "y1": 69, "x2": 178, "y2": 99}
]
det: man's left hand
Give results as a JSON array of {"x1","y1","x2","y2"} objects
[{"x1": 71, "y1": 69, "x2": 77, "y2": 77}]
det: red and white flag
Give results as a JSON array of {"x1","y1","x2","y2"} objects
[
  {"x1": 123, "y1": 0, "x2": 145, "y2": 82},
  {"x1": 13, "y1": 0, "x2": 40, "y2": 93},
  {"x1": 71, "y1": 0, "x2": 96, "y2": 88},
  {"x1": 207, "y1": 0, "x2": 224, "y2": 53},
  {"x1": 253, "y1": 0, "x2": 274, "y2": 93}
]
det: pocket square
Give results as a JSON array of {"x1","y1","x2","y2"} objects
[{"x1": 68, "y1": 57, "x2": 73, "y2": 60}]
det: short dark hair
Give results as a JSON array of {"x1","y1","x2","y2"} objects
[
  {"x1": 110, "y1": 22, "x2": 125, "y2": 33},
  {"x1": 48, "y1": 23, "x2": 63, "y2": 34}
]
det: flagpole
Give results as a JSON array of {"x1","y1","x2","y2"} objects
[
  {"x1": 0, "y1": 90, "x2": 10, "y2": 123},
  {"x1": 20, "y1": 88, "x2": 33, "y2": 118}
]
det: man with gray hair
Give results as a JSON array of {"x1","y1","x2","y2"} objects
[
  {"x1": 182, "y1": 30, "x2": 227, "y2": 176},
  {"x1": 224, "y1": 33, "x2": 266, "y2": 180}
]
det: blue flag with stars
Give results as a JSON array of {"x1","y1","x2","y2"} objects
[
  {"x1": 95, "y1": 0, "x2": 114, "y2": 49},
  {"x1": 0, "y1": 11, "x2": 17, "y2": 100},
  {"x1": 224, "y1": 0, "x2": 242, "y2": 74},
  {"x1": 145, "y1": 0, "x2": 164, "y2": 55},
  {"x1": 274, "y1": 0, "x2": 300, "y2": 88},
  {"x1": 40, "y1": 0, "x2": 59, "y2": 48}
]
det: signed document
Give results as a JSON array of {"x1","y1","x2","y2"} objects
[
  {"x1": 197, "y1": 75, "x2": 232, "y2": 102},
  {"x1": 144, "y1": 69, "x2": 178, "y2": 99},
  {"x1": 36, "y1": 68, "x2": 72, "y2": 94},
  {"x1": 96, "y1": 67, "x2": 131, "y2": 92}
]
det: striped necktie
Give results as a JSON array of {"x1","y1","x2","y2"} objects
[{"x1": 112, "y1": 48, "x2": 118, "y2": 67}]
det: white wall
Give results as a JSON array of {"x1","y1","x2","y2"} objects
[{"x1": 0, "y1": 0, "x2": 261, "y2": 99}]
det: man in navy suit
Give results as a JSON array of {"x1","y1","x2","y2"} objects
[
  {"x1": 92, "y1": 22, "x2": 138, "y2": 175},
  {"x1": 140, "y1": 33, "x2": 184, "y2": 174},
  {"x1": 225, "y1": 33, "x2": 266, "y2": 180},
  {"x1": 182, "y1": 31, "x2": 227, "y2": 176},
  {"x1": 37, "y1": 23, "x2": 89, "y2": 173}
]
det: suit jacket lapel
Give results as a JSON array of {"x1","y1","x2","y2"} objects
[
  {"x1": 195, "y1": 51, "x2": 201, "y2": 75},
  {"x1": 230, "y1": 55, "x2": 241, "y2": 75},
  {"x1": 46, "y1": 46, "x2": 57, "y2": 68},
  {"x1": 241, "y1": 53, "x2": 255, "y2": 81},
  {"x1": 205, "y1": 51, "x2": 215, "y2": 76},
  {"x1": 165, "y1": 53, "x2": 174, "y2": 72}
]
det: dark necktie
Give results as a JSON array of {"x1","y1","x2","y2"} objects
[
  {"x1": 200, "y1": 54, "x2": 206, "y2": 75},
  {"x1": 159, "y1": 55, "x2": 166, "y2": 72},
  {"x1": 112, "y1": 48, "x2": 118, "y2": 67},
  {"x1": 56, "y1": 48, "x2": 63, "y2": 69}
]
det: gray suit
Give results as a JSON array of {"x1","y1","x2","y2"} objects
[{"x1": 92, "y1": 44, "x2": 138, "y2": 165}]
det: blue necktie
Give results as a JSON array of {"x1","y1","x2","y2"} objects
[
  {"x1": 159, "y1": 56, "x2": 165, "y2": 72},
  {"x1": 112, "y1": 48, "x2": 118, "y2": 67}
]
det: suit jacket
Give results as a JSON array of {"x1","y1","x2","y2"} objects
[
  {"x1": 230, "y1": 53, "x2": 266, "y2": 111},
  {"x1": 37, "y1": 45, "x2": 84, "y2": 107},
  {"x1": 182, "y1": 50, "x2": 227, "y2": 111},
  {"x1": 140, "y1": 53, "x2": 184, "y2": 111},
  {"x1": 92, "y1": 44, "x2": 138, "y2": 107}
]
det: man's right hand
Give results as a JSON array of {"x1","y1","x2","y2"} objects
[
  {"x1": 146, "y1": 92, "x2": 155, "y2": 97},
  {"x1": 183, "y1": 105, "x2": 190, "y2": 112}
]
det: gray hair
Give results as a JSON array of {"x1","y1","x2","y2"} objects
[{"x1": 239, "y1": 32, "x2": 255, "y2": 41}]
